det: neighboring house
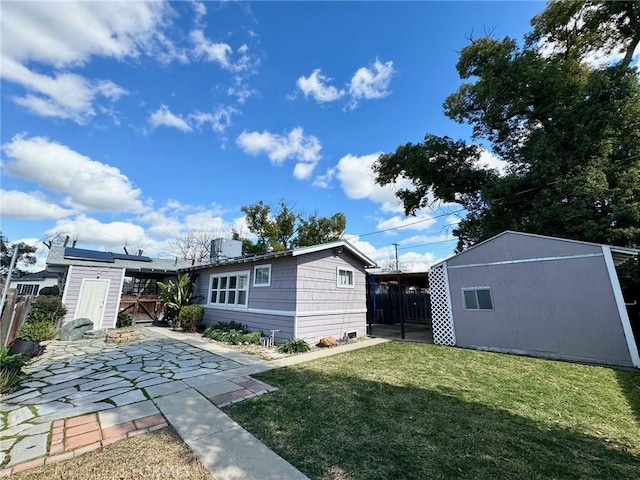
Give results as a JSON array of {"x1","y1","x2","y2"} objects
[
  {"x1": 187, "y1": 240, "x2": 377, "y2": 344},
  {"x1": 429, "y1": 231, "x2": 640, "y2": 368},
  {"x1": 46, "y1": 247, "x2": 192, "y2": 329},
  {"x1": 8, "y1": 270, "x2": 59, "y2": 295}
]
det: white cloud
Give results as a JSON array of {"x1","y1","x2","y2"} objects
[
  {"x1": 297, "y1": 69, "x2": 345, "y2": 103},
  {"x1": 375, "y1": 212, "x2": 436, "y2": 233},
  {"x1": 190, "y1": 29, "x2": 232, "y2": 68},
  {"x1": 0, "y1": 190, "x2": 73, "y2": 219},
  {"x1": 0, "y1": 1, "x2": 171, "y2": 122},
  {"x1": 2, "y1": 135, "x2": 144, "y2": 213},
  {"x1": 335, "y1": 153, "x2": 409, "y2": 213},
  {"x1": 149, "y1": 105, "x2": 193, "y2": 132},
  {"x1": 236, "y1": 127, "x2": 322, "y2": 179},
  {"x1": 398, "y1": 233, "x2": 455, "y2": 246},
  {"x1": 476, "y1": 147, "x2": 507, "y2": 175},
  {"x1": 1, "y1": 57, "x2": 128, "y2": 124},
  {"x1": 190, "y1": 106, "x2": 238, "y2": 133},
  {"x1": 46, "y1": 216, "x2": 147, "y2": 249},
  {"x1": 347, "y1": 59, "x2": 394, "y2": 108},
  {"x1": 190, "y1": 30, "x2": 255, "y2": 73}
]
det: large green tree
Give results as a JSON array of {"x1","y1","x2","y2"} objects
[
  {"x1": 374, "y1": 0, "x2": 640, "y2": 253},
  {"x1": 1, "y1": 234, "x2": 37, "y2": 277},
  {"x1": 240, "y1": 201, "x2": 346, "y2": 253}
]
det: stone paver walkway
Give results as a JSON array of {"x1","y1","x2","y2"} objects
[{"x1": 1, "y1": 327, "x2": 387, "y2": 478}]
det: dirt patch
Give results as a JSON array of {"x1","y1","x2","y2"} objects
[{"x1": 13, "y1": 427, "x2": 212, "y2": 480}]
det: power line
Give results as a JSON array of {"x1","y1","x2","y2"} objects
[{"x1": 355, "y1": 207, "x2": 465, "y2": 238}]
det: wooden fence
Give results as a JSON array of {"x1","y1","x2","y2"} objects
[{"x1": 371, "y1": 291, "x2": 431, "y2": 326}]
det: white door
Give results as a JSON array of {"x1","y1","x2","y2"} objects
[{"x1": 76, "y1": 279, "x2": 109, "y2": 328}]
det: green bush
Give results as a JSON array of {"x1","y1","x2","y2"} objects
[
  {"x1": 0, "y1": 347, "x2": 26, "y2": 371},
  {"x1": 38, "y1": 286, "x2": 60, "y2": 296},
  {"x1": 276, "y1": 339, "x2": 311, "y2": 354},
  {"x1": 0, "y1": 347, "x2": 26, "y2": 393},
  {"x1": 18, "y1": 320, "x2": 58, "y2": 342},
  {"x1": 179, "y1": 305, "x2": 204, "y2": 333},
  {"x1": 0, "y1": 368, "x2": 23, "y2": 394},
  {"x1": 28, "y1": 296, "x2": 66, "y2": 324},
  {"x1": 116, "y1": 312, "x2": 133, "y2": 328},
  {"x1": 202, "y1": 323, "x2": 263, "y2": 345}
]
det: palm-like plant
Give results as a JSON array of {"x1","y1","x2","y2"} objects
[{"x1": 158, "y1": 273, "x2": 195, "y2": 328}]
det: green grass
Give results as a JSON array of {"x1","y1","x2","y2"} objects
[{"x1": 226, "y1": 341, "x2": 640, "y2": 480}]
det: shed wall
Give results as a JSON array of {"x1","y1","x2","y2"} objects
[
  {"x1": 447, "y1": 232, "x2": 603, "y2": 267},
  {"x1": 61, "y1": 265, "x2": 124, "y2": 329},
  {"x1": 448, "y1": 255, "x2": 634, "y2": 366}
]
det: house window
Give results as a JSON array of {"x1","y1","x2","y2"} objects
[
  {"x1": 253, "y1": 265, "x2": 271, "y2": 287},
  {"x1": 337, "y1": 267, "x2": 354, "y2": 288},
  {"x1": 462, "y1": 287, "x2": 494, "y2": 310},
  {"x1": 209, "y1": 271, "x2": 249, "y2": 307},
  {"x1": 17, "y1": 284, "x2": 39, "y2": 295}
]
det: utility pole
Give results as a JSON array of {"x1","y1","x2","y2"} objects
[
  {"x1": 393, "y1": 243, "x2": 399, "y2": 271},
  {"x1": 2, "y1": 245, "x2": 19, "y2": 347}
]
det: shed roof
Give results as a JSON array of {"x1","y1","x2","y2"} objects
[
  {"x1": 182, "y1": 240, "x2": 377, "y2": 271},
  {"x1": 46, "y1": 246, "x2": 193, "y2": 273},
  {"x1": 431, "y1": 231, "x2": 639, "y2": 269}
]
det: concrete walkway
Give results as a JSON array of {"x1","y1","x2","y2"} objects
[{"x1": 1, "y1": 327, "x2": 387, "y2": 478}]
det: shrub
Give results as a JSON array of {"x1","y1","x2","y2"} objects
[
  {"x1": 0, "y1": 346, "x2": 26, "y2": 393},
  {"x1": 28, "y1": 296, "x2": 66, "y2": 324},
  {"x1": 276, "y1": 339, "x2": 311, "y2": 354},
  {"x1": 39, "y1": 286, "x2": 60, "y2": 296},
  {"x1": 0, "y1": 368, "x2": 23, "y2": 394},
  {"x1": 0, "y1": 347, "x2": 26, "y2": 371},
  {"x1": 158, "y1": 273, "x2": 196, "y2": 328},
  {"x1": 18, "y1": 320, "x2": 58, "y2": 342},
  {"x1": 116, "y1": 312, "x2": 133, "y2": 328},
  {"x1": 202, "y1": 323, "x2": 263, "y2": 345},
  {"x1": 179, "y1": 305, "x2": 204, "y2": 333}
]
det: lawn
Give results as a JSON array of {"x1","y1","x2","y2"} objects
[{"x1": 226, "y1": 341, "x2": 640, "y2": 480}]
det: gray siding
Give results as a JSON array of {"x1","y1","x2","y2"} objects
[
  {"x1": 296, "y1": 312, "x2": 366, "y2": 344},
  {"x1": 295, "y1": 250, "x2": 367, "y2": 313},
  {"x1": 200, "y1": 307, "x2": 294, "y2": 343},
  {"x1": 192, "y1": 257, "x2": 297, "y2": 311},
  {"x1": 448, "y1": 254, "x2": 633, "y2": 367},
  {"x1": 448, "y1": 232, "x2": 603, "y2": 267},
  {"x1": 61, "y1": 265, "x2": 124, "y2": 329}
]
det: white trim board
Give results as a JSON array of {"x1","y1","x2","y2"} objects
[
  {"x1": 602, "y1": 246, "x2": 640, "y2": 368},
  {"x1": 446, "y1": 253, "x2": 604, "y2": 270},
  {"x1": 201, "y1": 305, "x2": 367, "y2": 318}
]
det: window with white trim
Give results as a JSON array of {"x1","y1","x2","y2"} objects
[
  {"x1": 462, "y1": 287, "x2": 494, "y2": 310},
  {"x1": 337, "y1": 267, "x2": 354, "y2": 288},
  {"x1": 253, "y1": 265, "x2": 271, "y2": 287},
  {"x1": 209, "y1": 271, "x2": 249, "y2": 307},
  {"x1": 17, "y1": 284, "x2": 39, "y2": 295}
]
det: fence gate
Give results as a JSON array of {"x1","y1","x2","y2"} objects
[{"x1": 428, "y1": 263, "x2": 456, "y2": 346}]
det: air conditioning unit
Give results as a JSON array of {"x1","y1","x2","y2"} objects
[{"x1": 210, "y1": 238, "x2": 242, "y2": 261}]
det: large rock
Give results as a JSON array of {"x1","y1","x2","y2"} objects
[{"x1": 58, "y1": 318, "x2": 94, "y2": 341}]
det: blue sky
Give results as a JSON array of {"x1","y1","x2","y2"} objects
[{"x1": 1, "y1": 0, "x2": 545, "y2": 271}]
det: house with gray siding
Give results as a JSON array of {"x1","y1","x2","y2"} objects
[
  {"x1": 186, "y1": 240, "x2": 376, "y2": 344},
  {"x1": 429, "y1": 231, "x2": 640, "y2": 368}
]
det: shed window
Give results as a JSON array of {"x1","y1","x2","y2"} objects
[
  {"x1": 462, "y1": 287, "x2": 494, "y2": 310},
  {"x1": 254, "y1": 265, "x2": 271, "y2": 287},
  {"x1": 210, "y1": 271, "x2": 249, "y2": 307},
  {"x1": 337, "y1": 267, "x2": 354, "y2": 288}
]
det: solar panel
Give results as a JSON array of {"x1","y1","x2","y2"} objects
[
  {"x1": 113, "y1": 253, "x2": 153, "y2": 262},
  {"x1": 64, "y1": 248, "x2": 114, "y2": 263}
]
